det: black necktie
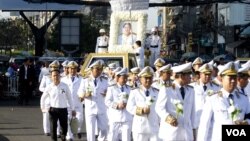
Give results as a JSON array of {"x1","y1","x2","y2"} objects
[
  {"x1": 94, "y1": 78, "x2": 97, "y2": 86},
  {"x1": 71, "y1": 76, "x2": 74, "y2": 82},
  {"x1": 135, "y1": 82, "x2": 138, "y2": 88},
  {"x1": 242, "y1": 89, "x2": 245, "y2": 95},
  {"x1": 203, "y1": 85, "x2": 207, "y2": 91},
  {"x1": 228, "y1": 94, "x2": 234, "y2": 105},
  {"x1": 145, "y1": 90, "x2": 149, "y2": 97},
  {"x1": 180, "y1": 87, "x2": 185, "y2": 99},
  {"x1": 121, "y1": 86, "x2": 124, "y2": 92}
]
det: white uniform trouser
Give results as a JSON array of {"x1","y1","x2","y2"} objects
[
  {"x1": 97, "y1": 48, "x2": 108, "y2": 53},
  {"x1": 66, "y1": 106, "x2": 84, "y2": 140},
  {"x1": 133, "y1": 132, "x2": 159, "y2": 141},
  {"x1": 150, "y1": 48, "x2": 159, "y2": 67},
  {"x1": 85, "y1": 113, "x2": 108, "y2": 141},
  {"x1": 108, "y1": 121, "x2": 132, "y2": 141},
  {"x1": 136, "y1": 58, "x2": 144, "y2": 69},
  {"x1": 43, "y1": 112, "x2": 61, "y2": 135}
]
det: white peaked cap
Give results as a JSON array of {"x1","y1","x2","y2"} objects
[
  {"x1": 108, "y1": 63, "x2": 117, "y2": 69},
  {"x1": 172, "y1": 62, "x2": 192, "y2": 73},
  {"x1": 49, "y1": 60, "x2": 60, "y2": 68},
  {"x1": 89, "y1": 60, "x2": 104, "y2": 68},
  {"x1": 242, "y1": 60, "x2": 250, "y2": 68},
  {"x1": 138, "y1": 66, "x2": 155, "y2": 77},
  {"x1": 115, "y1": 68, "x2": 128, "y2": 76},
  {"x1": 113, "y1": 67, "x2": 123, "y2": 74},
  {"x1": 99, "y1": 28, "x2": 105, "y2": 33},
  {"x1": 130, "y1": 67, "x2": 141, "y2": 74},
  {"x1": 159, "y1": 64, "x2": 172, "y2": 72},
  {"x1": 62, "y1": 60, "x2": 69, "y2": 67},
  {"x1": 218, "y1": 61, "x2": 238, "y2": 76}
]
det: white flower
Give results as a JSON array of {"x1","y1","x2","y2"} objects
[
  {"x1": 119, "y1": 92, "x2": 129, "y2": 103},
  {"x1": 206, "y1": 90, "x2": 214, "y2": 96},
  {"x1": 228, "y1": 106, "x2": 236, "y2": 114},
  {"x1": 176, "y1": 103, "x2": 183, "y2": 110},
  {"x1": 173, "y1": 99, "x2": 183, "y2": 118},
  {"x1": 228, "y1": 104, "x2": 241, "y2": 122},
  {"x1": 146, "y1": 96, "x2": 155, "y2": 106}
]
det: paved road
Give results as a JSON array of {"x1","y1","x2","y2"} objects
[{"x1": 0, "y1": 96, "x2": 87, "y2": 141}]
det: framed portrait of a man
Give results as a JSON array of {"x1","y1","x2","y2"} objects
[{"x1": 108, "y1": 11, "x2": 148, "y2": 53}]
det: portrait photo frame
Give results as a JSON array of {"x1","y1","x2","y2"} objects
[{"x1": 108, "y1": 11, "x2": 148, "y2": 53}]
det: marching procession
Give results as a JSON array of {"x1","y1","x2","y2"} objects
[{"x1": 39, "y1": 57, "x2": 250, "y2": 141}]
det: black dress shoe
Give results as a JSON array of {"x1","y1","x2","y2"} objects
[
  {"x1": 45, "y1": 133, "x2": 50, "y2": 136},
  {"x1": 57, "y1": 135, "x2": 61, "y2": 138},
  {"x1": 77, "y1": 133, "x2": 82, "y2": 139}
]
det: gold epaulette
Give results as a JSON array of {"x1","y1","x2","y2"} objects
[
  {"x1": 100, "y1": 76, "x2": 108, "y2": 80},
  {"x1": 108, "y1": 83, "x2": 116, "y2": 87},
  {"x1": 207, "y1": 90, "x2": 222, "y2": 97},
  {"x1": 211, "y1": 81, "x2": 220, "y2": 87},
  {"x1": 152, "y1": 87, "x2": 159, "y2": 92}
]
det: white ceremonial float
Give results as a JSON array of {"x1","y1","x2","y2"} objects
[{"x1": 108, "y1": 0, "x2": 149, "y2": 53}]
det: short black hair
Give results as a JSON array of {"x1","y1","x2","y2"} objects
[{"x1": 135, "y1": 40, "x2": 141, "y2": 47}]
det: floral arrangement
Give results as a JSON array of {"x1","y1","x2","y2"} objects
[
  {"x1": 228, "y1": 99, "x2": 241, "y2": 122},
  {"x1": 145, "y1": 96, "x2": 155, "y2": 106},
  {"x1": 109, "y1": 11, "x2": 148, "y2": 53},
  {"x1": 85, "y1": 83, "x2": 93, "y2": 97},
  {"x1": 118, "y1": 92, "x2": 129, "y2": 103},
  {"x1": 173, "y1": 99, "x2": 183, "y2": 118}
]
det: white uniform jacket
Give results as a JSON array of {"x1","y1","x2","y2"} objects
[
  {"x1": 152, "y1": 79, "x2": 172, "y2": 90},
  {"x1": 61, "y1": 75, "x2": 83, "y2": 109},
  {"x1": 39, "y1": 75, "x2": 52, "y2": 111},
  {"x1": 105, "y1": 84, "x2": 132, "y2": 123},
  {"x1": 95, "y1": 35, "x2": 109, "y2": 53},
  {"x1": 155, "y1": 81, "x2": 195, "y2": 140},
  {"x1": 77, "y1": 75, "x2": 108, "y2": 115},
  {"x1": 197, "y1": 88, "x2": 250, "y2": 141},
  {"x1": 126, "y1": 86, "x2": 160, "y2": 134},
  {"x1": 190, "y1": 80, "x2": 221, "y2": 129}
]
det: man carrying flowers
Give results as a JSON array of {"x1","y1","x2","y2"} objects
[
  {"x1": 198, "y1": 61, "x2": 250, "y2": 141},
  {"x1": 155, "y1": 62, "x2": 196, "y2": 141}
]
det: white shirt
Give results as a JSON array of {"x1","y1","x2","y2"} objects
[{"x1": 40, "y1": 82, "x2": 74, "y2": 111}]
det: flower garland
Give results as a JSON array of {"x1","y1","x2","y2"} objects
[{"x1": 109, "y1": 11, "x2": 148, "y2": 53}]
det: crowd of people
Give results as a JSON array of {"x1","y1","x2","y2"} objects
[{"x1": 37, "y1": 56, "x2": 250, "y2": 141}]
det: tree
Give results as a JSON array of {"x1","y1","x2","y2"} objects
[
  {"x1": 0, "y1": 18, "x2": 30, "y2": 55},
  {"x1": 19, "y1": 11, "x2": 61, "y2": 56}
]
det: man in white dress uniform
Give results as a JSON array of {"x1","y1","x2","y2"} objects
[
  {"x1": 152, "y1": 64, "x2": 172, "y2": 90},
  {"x1": 155, "y1": 62, "x2": 195, "y2": 141},
  {"x1": 61, "y1": 61, "x2": 83, "y2": 140},
  {"x1": 126, "y1": 66, "x2": 160, "y2": 141},
  {"x1": 146, "y1": 27, "x2": 161, "y2": 67},
  {"x1": 95, "y1": 29, "x2": 109, "y2": 53},
  {"x1": 197, "y1": 61, "x2": 250, "y2": 141},
  {"x1": 78, "y1": 60, "x2": 109, "y2": 141},
  {"x1": 105, "y1": 68, "x2": 132, "y2": 141},
  {"x1": 190, "y1": 63, "x2": 221, "y2": 140}
]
